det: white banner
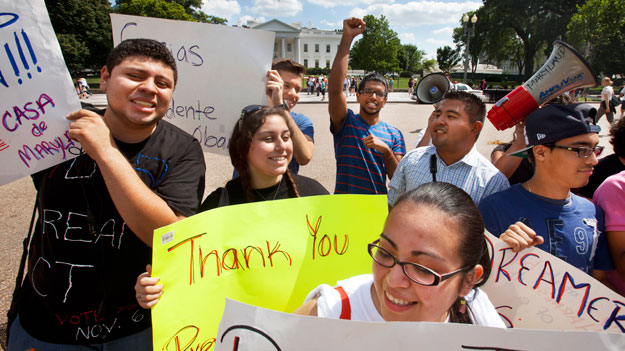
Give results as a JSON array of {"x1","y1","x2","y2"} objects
[
  {"x1": 0, "y1": 0, "x2": 81, "y2": 185},
  {"x1": 483, "y1": 232, "x2": 625, "y2": 333},
  {"x1": 110, "y1": 14, "x2": 275, "y2": 155},
  {"x1": 215, "y1": 299, "x2": 625, "y2": 351}
]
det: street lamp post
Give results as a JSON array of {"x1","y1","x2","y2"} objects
[{"x1": 462, "y1": 13, "x2": 477, "y2": 84}]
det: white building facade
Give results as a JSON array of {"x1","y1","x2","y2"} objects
[{"x1": 248, "y1": 19, "x2": 342, "y2": 69}]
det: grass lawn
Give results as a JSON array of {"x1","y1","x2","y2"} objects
[{"x1": 86, "y1": 77, "x2": 100, "y2": 85}]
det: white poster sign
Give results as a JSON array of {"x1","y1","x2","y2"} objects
[
  {"x1": 215, "y1": 299, "x2": 625, "y2": 351},
  {"x1": 484, "y1": 232, "x2": 625, "y2": 333},
  {"x1": 0, "y1": 0, "x2": 81, "y2": 185},
  {"x1": 110, "y1": 14, "x2": 275, "y2": 155}
]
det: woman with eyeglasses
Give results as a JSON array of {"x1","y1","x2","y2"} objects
[
  {"x1": 135, "y1": 105, "x2": 328, "y2": 308},
  {"x1": 295, "y1": 182, "x2": 505, "y2": 327}
]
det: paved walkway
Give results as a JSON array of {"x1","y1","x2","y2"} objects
[
  {"x1": 298, "y1": 91, "x2": 415, "y2": 104},
  {"x1": 81, "y1": 92, "x2": 603, "y2": 109},
  {"x1": 80, "y1": 91, "x2": 418, "y2": 108}
]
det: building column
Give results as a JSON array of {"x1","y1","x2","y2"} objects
[
  {"x1": 296, "y1": 37, "x2": 301, "y2": 64},
  {"x1": 281, "y1": 37, "x2": 286, "y2": 59}
]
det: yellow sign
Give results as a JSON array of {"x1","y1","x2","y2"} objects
[{"x1": 151, "y1": 194, "x2": 387, "y2": 350}]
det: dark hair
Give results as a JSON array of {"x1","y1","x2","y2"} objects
[
  {"x1": 358, "y1": 72, "x2": 388, "y2": 96},
  {"x1": 392, "y1": 182, "x2": 491, "y2": 325},
  {"x1": 442, "y1": 90, "x2": 486, "y2": 124},
  {"x1": 106, "y1": 39, "x2": 178, "y2": 85},
  {"x1": 610, "y1": 117, "x2": 625, "y2": 158},
  {"x1": 272, "y1": 58, "x2": 306, "y2": 77},
  {"x1": 545, "y1": 94, "x2": 574, "y2": 105},
  {"x1": 527, "y1": 148, "x2": 536, "y2": 164},
  {"x1": 229, "y1": 106, "x2": 300, "y2": 202}
]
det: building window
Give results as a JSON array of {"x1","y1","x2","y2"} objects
[
  {"x1": 304, "y1": 59, "x2": 308, "y2": 67},
  {"x1": 304, "y1": 44, "x2": 308, "y2": 52},
  {"x1": 326, "y1": 44, "x2": 330, "y2": 53},
  {"x1": 274, "y1": 43, "x2": 278, "y2": 52},
  {"x1": 326, "y1": 60, "x2": 330, "y2": 68},
  {"x1": 287, "y1": 43, "x2": 292, "y2": 52},
  {"x1": 315, "y1": 59, "x2": 319, "y2": 68},
  {"x1": 315, "y1": 44, "x2": 319, "y2": 53}
]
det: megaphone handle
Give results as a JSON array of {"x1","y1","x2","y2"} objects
[{"x1": 487, "y1": 86, "x2": 539, "y2": 130}]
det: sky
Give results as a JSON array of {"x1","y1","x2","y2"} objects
[{"x1": 200, "y1": 0, "x2": 483, "y2": 59}]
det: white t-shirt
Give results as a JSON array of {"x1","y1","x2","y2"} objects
[
  {"x1": 305, "y1": 274, "x2": 506, "y2": 328},
  {"x1": 412, "y1": 128, "x2": 433, "y2": 149},
  {"x1": 601, "y1": 85, "x2": 614, "y2": 102}
]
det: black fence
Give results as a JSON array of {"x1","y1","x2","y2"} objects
[{"x1": 483, "y1": 89, "x2": 513, "y2": 103}]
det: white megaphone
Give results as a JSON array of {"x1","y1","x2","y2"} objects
[
  {"x1": 487, "y1": 40, "x2": 599, "y2": 130},
  {"x1": 415, "y1": 73, "x2": 451, "y2": 104}
]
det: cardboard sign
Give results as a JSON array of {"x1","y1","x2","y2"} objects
[
  {"x1": 150, "y1": 195, "x2": 387, "y2": 350},
  {"x1": 110, "y1": 14, "x2": 275, "y2": 155},
  {"x1": 0, "y1": 0, "x2": 81, "y2": 185},
  {"x1": 215, "y1": 299, "x2": 625, "y2": 351},
  {"x1": 483, "y1": 232, "x2": 625, "y2": 333},
  {"x1": 150, "y1": 195, "x2": 625, "y2": 350}
]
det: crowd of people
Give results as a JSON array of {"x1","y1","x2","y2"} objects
[{"x1": 6, "y1": 16, "x2": 625, "y2": 350}]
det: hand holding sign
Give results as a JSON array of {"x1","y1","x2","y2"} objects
[
  {"x1": 66, "y1": 109, "x2": 116, "y2": 162},
  {"x1": 500, "y1": 221, "x2": 544, "y2": 252},
  {"x1": 135, "y1": 264, "x2": 162, "y2": 309}
]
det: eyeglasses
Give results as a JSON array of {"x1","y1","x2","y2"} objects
[
  {"x1": 238, "y1": 104, "x2": 289, "y2": 130},
  {"x1": 368, "y1": 239, "x2": 472, "y2": 286},
  {"x1": 360, "y1": 88, "x2": 387, "y2": 98},
  {"x1": 240, "y1": 103, "x2": 288, "y2": 118},
  {"x1": 548, "y1": 144, "x2": 604, "y2": 158},
  {"x1": 240, "y1": 104, "x2": 263, "y2": 119}
]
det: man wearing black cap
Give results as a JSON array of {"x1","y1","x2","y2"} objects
[{"x1": 479, "y1": 104, "x2": 613, "y2": 280}]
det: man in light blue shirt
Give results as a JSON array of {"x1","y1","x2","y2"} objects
[{"x1": 388, "y1": 91, "x2": 509, "y2": 206}]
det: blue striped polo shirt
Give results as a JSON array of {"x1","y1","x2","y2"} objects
[{"x1": 331, "y1": 109, "x2": 406, "y2": 194}]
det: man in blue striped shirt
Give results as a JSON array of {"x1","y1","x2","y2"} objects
[
  {"x1": 329, "y1": 17, "x2": 406, "y2": 194},
  {"x1": 388, "y1": 90, "x2": 509, "y2": 206}
]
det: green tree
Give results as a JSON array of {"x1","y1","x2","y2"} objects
[
  {"x1": 56, "y1": 34, "x2": 91, "y2": 72},
  {"x1": 436, "y1": 46, "x2": 461, "y2": 72},
  {"x1": 477, "y1": 0, "x2": 585, "y2": 79},
  {"x1": 46, "y1": 0, "x2": 113, "y2": 71},
  {"x1": 398, "y1": 44, "x2": 426, "y2": 74},
  {"x1": 349, "y1": 14, "x2": 401, "y2": 73},
  {"x1": 421, "y1": 59, "x2": 437, "y2": 73},
  {"x1": 452, "y1": 11, "x2": 484, "y2": 75},
  {"x1": 567, "y1": 0, "x2": 625, "y2": 77},
  {"x1": 116, "y1": 0, "x2": 195, "y2": 21},
  {"x1": 115, "y1": 0, "x2": 227, "y2": 23}
]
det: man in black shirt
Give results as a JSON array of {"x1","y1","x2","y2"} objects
[{"x1": 9, "y1": 39, "x2": 206, "y2": 350}]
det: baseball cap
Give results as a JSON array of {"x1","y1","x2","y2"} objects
[{"x1": 511, "y1": 103, "x2": 600, "y2": 158}]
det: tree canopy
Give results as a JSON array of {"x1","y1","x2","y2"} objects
[
  {"x1": 567, "y1": 0, "x2": 625, "y2": 77},
  {"x1": 452, "y1": 11, "x2": 483, "y2": 74},
  {"x1": 114, "y1": 0, "x2": 227, "y2": 24},
  {"x1": 350, "y1": 14, "x2": 401, "y2": 74},
  {"x1": 436, "y1": 46, "x2": 461, "y2": 72},
  {"x1": 398, "y1": 44, "x2": 435, "y2": 75},
  {"x1": 115, "y1": 0, "x2": 195, "y2": 21},
  {"x1": 464, "y1": 0, "x2": 584, "y2": 79},
  {"x1": 46, "y1": 0, "x2": 113, "y2": 72}
]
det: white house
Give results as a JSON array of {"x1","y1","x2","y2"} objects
[{"x1": 247, "y1": 19, "x2": 342, "y2": 69}]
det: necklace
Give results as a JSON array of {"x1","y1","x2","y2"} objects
[{"x1": 254, "y1": 176, "x2": 283, "y2": 201}]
